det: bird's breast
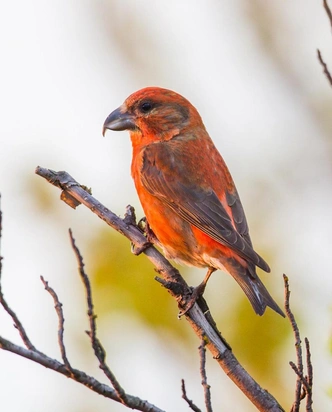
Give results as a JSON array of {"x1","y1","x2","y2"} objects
[{"x1": 130, "y1": 147, "x2": 205, "y2": 266}]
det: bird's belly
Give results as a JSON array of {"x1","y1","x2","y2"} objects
[
  {"x1": 142, "y1": 199, "x2": 243, "y2": 278},
  {"x1": 133, "y1": 171, "x2": 240, "y2": 271},
  {"x1": 141, "y1": 196, "x2": 208, "y2": 268}
]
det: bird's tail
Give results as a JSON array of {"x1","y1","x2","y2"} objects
[{"x1": 226, "y1": 260, "x2": 285, "y2": 317}]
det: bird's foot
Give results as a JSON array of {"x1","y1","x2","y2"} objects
[
  {"x1": 129, "y1": 216, "x2": 155, "y2": 255},
  {"x1": 131, "y1": 241, "x2": 152, "y2": 256},
  {"x1": 178, "y1": 282, "x2": 206, "y2": 317},
  {"x1": 138, "y1": 217, "x2": 159, "y2": 245}
]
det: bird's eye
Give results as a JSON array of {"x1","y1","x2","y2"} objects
[{"x1": 139, "y1": 101, "x2": 153, "y2": 113}]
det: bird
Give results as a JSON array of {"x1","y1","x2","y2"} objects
[{"x1": 103, "y1": 87, "x2": 284, "y2": 317}]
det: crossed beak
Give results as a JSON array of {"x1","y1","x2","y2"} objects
[{"x1": 102, "y1": 105, "x2": 136, "y2": 136}]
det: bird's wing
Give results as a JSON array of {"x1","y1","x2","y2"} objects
[
  {"x1": 225, "y1": 190, "x2": 251, "y2": 246},
  {"x1": 140, "y1": 143, "x2": 270, "y2": 272}
]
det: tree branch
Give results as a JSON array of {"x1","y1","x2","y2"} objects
[
  {"x1": 40, "y1": 275, "x2": 73, "y2": 372},
  {"x1": 199, "y1": 339, "x2": 212, "y2": 412},
  {"x1": 68, "y1": 229, "x2": 129, "y2": 406},
  {"x1": 0, "y1": 336, "x2": 164, "y2": 412},
  {"x1": 181, "y1": 379, "x2": 202, "y2": 412},
  {"x1": 34, "y1": 166, "x2": 285, "y2": 412},
  {"x1": 317, "y1": 49, "x2": 332, "y2": 87},
  {"x1": 0, "y1": 196, "x2": 164, "y2": 412},
  {"x1": 317, "y1": 0, "x2": 332, "y2": 86},
  {"x1": 284, "y1": 275, "x2": 313, "y2": 412},
  {"x1": 323, "y1": 0, "x2": 332, "y2": 31},
  {"x1": 0, "y1": 196, "x2": 37, "y2": 352},
  {"x1": 304, "y1": 338, "x2": 313, "y2": 411}
]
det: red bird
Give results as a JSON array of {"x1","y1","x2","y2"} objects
[{"x1": 103, "y1": 87, "x2": 284, "y2": 317}]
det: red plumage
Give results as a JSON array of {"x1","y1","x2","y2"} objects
[{"x1": 103, "y1": 87, "x2": 284, "y2": 317}]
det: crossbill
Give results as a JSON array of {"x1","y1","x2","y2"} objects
[{"x1": 103, "y1": 87, "x2": 284, "y2": 317}]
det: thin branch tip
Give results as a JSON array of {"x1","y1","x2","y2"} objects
[
  {"x1": 317, "y1": 48, "x2": 332, "y2": 87},
  {"x1": 181, "y1": 379, "x2": 202, "y2": 412},
  {"x1": 284, "y1": 275, "x2": 313, "y2": 411},
  {"x1": 199, "y1": 339, "x2": 212, "y2": 412}
]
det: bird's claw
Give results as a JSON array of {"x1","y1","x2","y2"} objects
[
  {"x1": 131, "y1": 241, "x2": 152, "y2": 256},
  {"x1": 138, "y1": 217, "x2": 159, "y2": 245},
  {"x1": 178, "y1": 284, "x2": 206, "y2": 317}
]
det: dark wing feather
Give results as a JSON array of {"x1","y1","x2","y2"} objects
[
  {"x1": 140, "y1": 144, "x2": 270, "y2": 272},
  {"x1": 226, "y1": 191, "x2": 251, "y2": 246}
]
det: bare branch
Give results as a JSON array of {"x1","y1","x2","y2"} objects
[
  {"x1": 318, "y1": 1, "x2": 332, "y2": 86},
  {"x1": 317, "y1": 49, "x2": 332, "y2": 87},
  {"x1": 284, "y1": 275, "x2": 303, "y2": 412},
  {"x1": 199, "y1": 339, "x2": 212, "y2": 412},
  {"x1": 0, "y1": 197, "x2": 166, "y2": 411},
  {"x1": 0, "y1": 199, "x2": 36, "y2": 352},
  {"x1": 323, "y1": 0, "x2": 332, "y2": 30},
  {"x1": 35, "y1": 167, "x2": 285, "y2": 412},
  {"x1": 68, "y1": 229, "x2": 128, "y2": 406},
  {"x1": 181, "y1": 379, "x2": 202, "y2": 412},
  {"x1": 289, "y1": 362, "x2": 311, "y2": 396},
  {"x1": 284, "y1": 275, "x2": 313, "y2": 412},
  {"x1": 0, "y1": 291, "x2": 37, "y2": 351},
  {"x1": 304, "y1": 338, "x2": 313, "y2": 411},
  {"x1": 40, "y1": 276, "x2": 72, "y2": 372},
  {"x1": 0, "y1": 336, "x2": 164, "y2": 412},
  {"x1": 181, "y1": 339, "x2": 212, "y2": 412}
]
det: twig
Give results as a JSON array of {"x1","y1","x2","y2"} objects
[
  {"x1": 68, "y1": 229, "x2": 128, "y2": 406},
  {"x1": 0, "y1": 199, "x2": 36, "y2": 352},
  {"x1": 323, "y1": 0, "x2": 332, "y2": 30},
  {"x1": 181, "y1": 379, "x2": 202, "y2": 412},
  {"x1": 181, "y1": 340, "x2": 212, "y2": 412},
  {"x1": 0, "y1": 336, "x2": 164, "y2": 412},
  {"x1": 35, "y1": 167, "x2": 285, "y2": 412},
  {"x1": 304, "y1": 338, "x2": 313, "y2": 411},
  {"x1": 284, "y1": 275, "x2": 313, "y2": 412},
  {"x1": 317, "y1": 49, "x2": 332, "y2": 87},
  {"x1": 284, "y1": 274, "x2": 302, "y2": 412},
  {"x1": 0, "y1": 292, "x2": 37, "y2": 351},
  {"x1": 289, "y1": 362, "x2": 311, "y2": 397},
  {"x1": 318, "y1": 1, "x2": 332, "y2": 86},
  {"x1": 40, "y1": 276, "x2": 72, "y2": 371},
  {"x1": 0, "y1": 197, "x2": 165, "y2": 411},
  {"x1": 199, "y1": 339, "x2": 212, "y2": 412}
]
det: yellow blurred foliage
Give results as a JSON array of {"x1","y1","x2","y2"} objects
[{"x1": 87, "y1": 228, "x2": 192, "y2": 340}]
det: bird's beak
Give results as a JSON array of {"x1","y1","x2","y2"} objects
[{"x1": 102, "y1": 105, "x2": 136, "y2": 136}]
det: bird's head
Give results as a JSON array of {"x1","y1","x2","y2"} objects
[{"x1": 103, "y1": 87, "x2": 204, "y2": 144}]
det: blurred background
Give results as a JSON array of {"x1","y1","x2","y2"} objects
[{"x1": 1, "y1": 0, "x2": 332, "y2": 410}]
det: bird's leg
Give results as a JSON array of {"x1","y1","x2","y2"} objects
[
  {"x1": 138, "y1": 217, "x2": 159, "y2": 245},
  {"x1": 131, "y1": 217, "x2": 158, "y2": 255},
  {"x1": 179, "y1": 267, "x2": 216, "y2": 316}
]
